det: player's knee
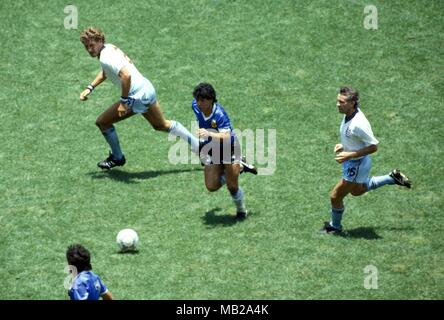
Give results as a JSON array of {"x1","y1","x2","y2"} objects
[
  {"x1": 330, "y1": 190, "x2": 338, "y2": 201},
  {"x1": 227, "y1": 185, "x2": 239, "y2": 196},
  {"x1": 206, "y1": 185, "x2": 220, "y2": 192},
  {"x1": 150, "y1": 119, "x2": 170, "y2": 132},
  {"x1": 95, "y1": 118, "x2": 103, "y2": 129},
  {"x1": 205, "y1": 182, "x2": 220, "y2": 192},
  {"x1": 152, "y1": 122, "x2": 169, "y2": 132},
  {"x1": 350, "y1": 186, "x2": 367, "y2": 196},
  {"x1": 95, "y1": 118, "x2": 108, "y2": 131}
]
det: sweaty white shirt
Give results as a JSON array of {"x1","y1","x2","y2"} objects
[
  {"x1": 340, "y1": 109, "x2": 379, "y2": 157},
  {"x1": 99, "y1": 43, "x2": 147, "y2": 96}
]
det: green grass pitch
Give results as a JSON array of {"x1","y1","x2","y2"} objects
[{"x1": 0, "y1": 0, "x2": 443, "y2": 299}]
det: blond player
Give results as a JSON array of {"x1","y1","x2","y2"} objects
[{"x1": 79, "y1": 27, "x2": 199, "y2": 169}]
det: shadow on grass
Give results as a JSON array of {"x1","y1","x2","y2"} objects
[
  {"x1": 87, "y1": 167, "x2": 202, "y2": 184},
  {"x1": 116, "y1": 250, "x2": 140, "y2": 255},
  {"x1": 202, "y1": 208, "x2": 249, "y2": 228},
  {"x1": 339, "y1": 227, "x2": 383, "y2": 240}
]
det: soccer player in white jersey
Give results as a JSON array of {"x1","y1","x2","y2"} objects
[
  {"x1": 79, "y1": 27, "x2": 199, "y2": 169},
  {"x1": 320, "y1": 86, "x2": 412, "y2": 234}
]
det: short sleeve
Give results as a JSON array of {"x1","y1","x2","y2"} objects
[
  {"x1": 69, "y1": 283, "x2": 89, "y2": 300},
  {"x1": 101, "y1": 47, "x2": 128, "y2": 76},
  {"x1": 97, "y1": 276, "x2": 108, "y2": 296},
  {"x1": 354, "y1": 124, "x2": 379, "y2": 146},
  {"x1": 215, "y1": 111, "x2": 231, "y2": 131}
]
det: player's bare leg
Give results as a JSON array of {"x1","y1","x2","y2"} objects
[
  {"x1": 320, "y1": 179, "x2": 355, "y2": 233},
  {"x1": 225, "y1": 163, "x2": 247, "y2": 219},
  {"x1": 142, "y1": 101, "x2": 171, "y2": 131},
  {"x1": 143, "y1": 101, "x2": 199, "y2": 152},
  {"x1": 330, "y1": 179, "x2": 355, "y2": 208},
  {"x1": 96, "y1": 101, "x2": 135, "y2": 169},
  {"x1": 204, "y1": 164, "x2": 224, "y2": 192},
  {"x1": 224, "y1": 163, "x2": 240, "y2": 193},
  {"x1": 96, "y1": 101, "x2": 135, "y2": 131}
]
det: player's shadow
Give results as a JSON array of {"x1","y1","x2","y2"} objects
[
  {"x1": 339, "y1": 227, "x2": 382, "y2": 240},
  {"x1": 202, "y1": 208, "x2": 244, "y2": 228},
  {"x1": 87, "y1": 167, "x2": 202, "y2": 184},
  {"x1": 116, "y1": 250, "x2": 140, "y2": 255}
]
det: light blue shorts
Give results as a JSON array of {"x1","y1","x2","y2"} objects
[
  {"x1": 342, "y1": 155, "x2": 371, "y2": 184},
  {"x1": 130, "y1": 79, "x2": 157, "y2": 113}
]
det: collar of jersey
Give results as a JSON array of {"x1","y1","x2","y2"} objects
[
  {"x1": 344, "y1": 108, "x2": 359, "y2": 123},
  {"x1": 202, "y1": 103, "x2": 216, "y2": 121},
  {"x1": 98, "y1": 43, "x2": 106, "y2": 59}
]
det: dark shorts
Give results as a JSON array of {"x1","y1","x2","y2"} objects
[{"x1": 199, "y1": 138, "x2": 241, "y2": 165}]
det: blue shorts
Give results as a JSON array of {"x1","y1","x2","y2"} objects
[
  {"x1": 130, "y1": 79, "x2": 157, "y2": 113},
  {"x1": 342, "y1": 155, "x2": 371, "y2": 184}
]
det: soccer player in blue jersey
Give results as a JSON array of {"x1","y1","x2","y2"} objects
[
  {"x1": 320, "y1": 86, "x2": 412, "y2": 234},
  {"x1": 79, "y1": 27, "x2": 199, "y2": 169},
  {"x1": 192, "y1": 83, "x2": 257, "y2": 220},
  {"x1": 66, "y1": 244, "x2": 113, "y2": 300}
]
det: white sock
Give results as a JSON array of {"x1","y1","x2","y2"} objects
[
  {"x1": 169, "y1": 120, "x2": 199, "y2": 154},
  {"x1": 231, "y1": 187, "x2": 246, "y2": 212}
]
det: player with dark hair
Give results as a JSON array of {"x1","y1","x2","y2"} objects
[
  {"x1": 192, "y1": 82, "x2": 257, "y2": 220},
  {"x1": 320, "y1": 86, "x2": 412, "y2": 233},
  {"x1": 79, "y1": 27, "x2": 199, "y2": 169},
  {"x1": 66, "y1": 244, "x2": 113, "y2": 300}
]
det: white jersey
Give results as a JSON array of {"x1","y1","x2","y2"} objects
[
  {"x1": 99, "y1": 43, "x2": 148, "y2": 96},
  {"x1": 340, "y1": 108, "x2": 379, "y2": 158}
]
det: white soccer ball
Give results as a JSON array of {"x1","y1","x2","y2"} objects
[{"x1": 116, "y1": 228, "x2": 139, "y2": 252}]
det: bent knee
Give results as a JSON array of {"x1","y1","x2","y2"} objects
[
  {"x1": 205, "y1": 184, "x2": 220, "y2": 192},
  {"x1": 227, "y1": 183, "x2": 239, "y2": 194},
  {"x1": 227, "y1": 186, "x2": 239, "y2": 196},
  {"x1": 95, "y1": 118, "x2": 104, "y2": 129},
  {"x1": 350, "y1": 186, "x2": 367, "y2": 196},
  {"x1": 95, "y1": 118, "x2": 110, "y2": 131}
]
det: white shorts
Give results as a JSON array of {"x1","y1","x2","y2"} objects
[{"x1": 129, "y1": 78, "x2": 157, "y2": 113}]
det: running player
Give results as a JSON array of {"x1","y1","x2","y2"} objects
[
  {"x1": 79, "y1": 27, "x2": 199, "y2": 169},
  {"x1": 321, "y1": 86, "x2": 412, "y2": 233}
]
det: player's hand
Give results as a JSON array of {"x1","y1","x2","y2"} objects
[
  {"x1": 334, "y1": 144, "x2": 344, "y2": 154},
  {"x1": 117, "y1": 103, "x2": 129, "y2": 117},
  {"x1": 334, "y1": 151, "x2": 354, "y2": 163},
  {"x1": 197, "y1": 129, "x2": 211, "y2": 139},
  {"x1": 80, "y1": 89, "x2": 91, "y2": 101}
]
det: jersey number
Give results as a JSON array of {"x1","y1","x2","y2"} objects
[{"x1": 347, "y1": 167, "x2": 356, "y2": 177}]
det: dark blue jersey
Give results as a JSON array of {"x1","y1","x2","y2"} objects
[
  {"x1": 68, "y1": 271, "x2": 108, "y2": 300},
  {"x1": 192, "y1": 99, "x2": 236, "y2": 144}
]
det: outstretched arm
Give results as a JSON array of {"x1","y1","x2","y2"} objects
[{"x1": 80, "y1": 69, "x2": 106, "y2": 101}]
